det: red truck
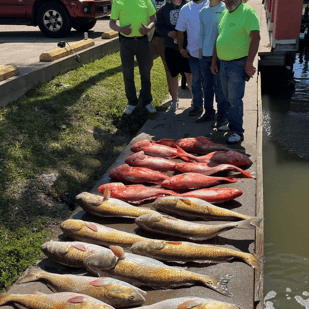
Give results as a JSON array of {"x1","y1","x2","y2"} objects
[{"x1": 0, "y1": 0, "x2": 112, "y2": 37}]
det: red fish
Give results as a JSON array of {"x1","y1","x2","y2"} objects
[
  {"x1": 108, "y1": 164, "x2": 169, "y2": 185},
  {"x1": 156, "y1": 136, "x2": 237, "y2": 154},
  {"x1": 194, "y1": 151, "x2": 252, "y2": 166},
  {"x1": 125, "y1": 151, "x2": 177, "y2": 172},
  {"x1": 174, "y1": 162, "x2": 255, "y2": 178},
  {"x1": 98, "y1": 183, "x2": 242, "y2": 204},
  {"x1": 98, "y1": 182, "x2": 176, "y2": 204},
  {"x1": 161, "y1": 173, "x2": 241, "y2": 190}
]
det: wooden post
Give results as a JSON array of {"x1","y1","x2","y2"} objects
[{"x1": 273, "y1": 0, "x2": 303, "y2": 39}]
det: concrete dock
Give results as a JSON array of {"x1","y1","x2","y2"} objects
[{"x1": 1, "y1": 0, "x2": 269, "y2": 308}]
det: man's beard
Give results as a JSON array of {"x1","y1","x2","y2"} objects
[{"x1": 226, "y1": 0, "x2": 242, "y2": 12}]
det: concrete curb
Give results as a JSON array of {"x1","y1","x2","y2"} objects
[
  {"x1": 39, "y1": 39, "x2": 95, "y2": 62},
  {"x1": 0, "y1": 64, "x2": 19, "y2": 82},
  {"x1": 0, "y1": 37, "x2": 119, "y2": 108},
  {"x1": 102, "y1": 30, "x2": 118, "y2": 39}
]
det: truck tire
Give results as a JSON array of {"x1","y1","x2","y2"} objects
[
  {"x1": 37, "y1": 2, "x2": 72, "y2": 38},
  {"x1": 72, "y1": 20, "x2": 97, "y2": 32}
]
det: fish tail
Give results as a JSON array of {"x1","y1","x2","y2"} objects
[
  {"x1": 0, "y1": 293, "x2": 11, "y2": 306},
  {"x1": 224, "y1": 176, "x2": 242, "y2": 183},
  {"x1": 175, "y1": 146, "x2": 194, "y2": 162},
  {"x1": 234, "y1": 218, "x2": 263, "y2": 230},
  {"x1": 243, "y1": 253, "x2": 264, "y2": 272},
  {"x1": 239, "y1": 169, "x2": 255, "y2": 178},
  {"x1": 17, "y1": 270, "x2": 41, "y2": 283},
  {"x1": 201, "y1": 274, "x2": 233, "y2": 297}
]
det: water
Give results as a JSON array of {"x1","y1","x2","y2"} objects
[{"x1": 263, "y1": 50, "x2": 309, "y2": 308}]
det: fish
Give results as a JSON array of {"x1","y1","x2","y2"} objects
[
  {"x1": 130, "y1": 239, "x2": 263, "y2": 271},
  {"x1": 0, "y1": 291, "x2": 114, "y2": 309},
  {"x1": 97, "y1": 183, "x2": 176, "y2": 204},
  {"x1": 174, "y1": 162, "x2": 255, "y2": 178},
  {"x1": 128, "y1": 297, "x2": 241, "y2": 309},
  {"x1": 135, "y1": 212, "x2": 262, "y2": 241},
  {"x1": 125, "y1": 151, "x2": 177, "y2": 172},
  {"x1": 156, "y1": 136, "x2": 239, "y2": 154},
  {"x1": 152, "y1": 196, "x2": 254, "y2": 221},
  {"x1": 41, "y1": 241, "x2": 117, "y2": 268},
  {"x1": 108, "y1": 164, "x2": 169, "y2": 185},
  {"x1": 75, "y1": 191, "x2": 156, "y2": 217},
  {"x1": 84, "y1": 246, "x2": 234, "y2": 297},
  {"x1": 97, "y1": 183, "x2": 243, "y2": 204},
  {"x1": 18, "y1": 270, "x2": 146, "y2": 308},
  {"x1": 60, "y1": 219, "x2": 149, "y2": 248},
  {"x1": 160, "y1": 173, "x2": 241, "y2": 190}
]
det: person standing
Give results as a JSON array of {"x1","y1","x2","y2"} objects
[
  {"x1": 156, "y1": 0, "x2": 193, "y2": 110},
  {"x1": 109, "y1": 0, "x2": 157, "y2": 115},
  {"x1": 211, "y1": 0, "x2": 260, "y2": 144},
  {"x1": 176, "y1": 0, "x2": 207, "y2": 116},
  {"x1": 198, "y1": 0, "x2": 229, "y2": 126}
]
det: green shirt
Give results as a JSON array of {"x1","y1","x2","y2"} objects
[
  {"x1": 111, "y1": 0, "x2": 156, "y2": 37},
  {"x1": 216, "y1": 3, "x2": 260, "y2": 61}
]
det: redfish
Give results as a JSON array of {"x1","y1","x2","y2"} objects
[
  {"x1": 18, "y1": 270, "x2": 146, "y2": 308},
  {"x1": 160, "y1": 173, "x2": 241, "y2": 190},
  {"x1": 60, "y1": 219, "x2": 148, "y2": 248},
  {"x1": 75, "y1": 192, "x2": 155, "y2": 217},
  {"x1": 129, "y1": 297, "x2": 241, "y2": 309},
  {"x1": 152, "y1": 196, "x2": 253, "y2": 221},
  {"x1": 135, "y1": 213, "x2": 262, "y2": 241},
  {"x1": 156, "y1": 136, "x2": 237, "y2": 154},
  {"x1": 84, "y1": 246, "x2": 234, "y2": 297},
  {"x1": 174, "y1": 162, "x2": 254, "y2": 178},
  {"x1": 130, "y1": 239, "x2": 263, "y2": 271},
  {"x1": 125, "y1": 151, "x2": 177, "y2": 172},
  {"x1": 108, "y1": 164, "x2": 169, "y2": 185},
  {"x1": 0, "y1": 292, "x2": 114, "y2": 309},
  {"x1": 97, "y1": 183, "x2": 175, "y2": 204},
  {"x1": 41, "y1": 241, "x2": 117, "y2": 268}
]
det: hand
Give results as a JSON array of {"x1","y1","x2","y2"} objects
[
  {"x1": 211, "y1": 61, "x2": 218, "y2": 75},
  {"x1": 139, "y1": 23, "x2": 150, "y2": 36},
  {"x1": 121, "y1": 24, "x2": 132, "y2": 35},
  {"x1": 168, "y1": 31, "x2": 177, "y2": 39},
  {"x1": 245, "y1": 61, "x2": 256, "y2": 78},
  {"x1": 199, "y1": 49, "x2": 202, "y2": 60},
  {"x1": 180, "y1": 49, "x2": 190, "y2": 59}
]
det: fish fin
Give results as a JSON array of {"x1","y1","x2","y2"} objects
[
  {"x1": 249, "y1": 217, "x2": 264, "y2": 229},
  {"x1": 72, "y1": 244, "x2": 87, "y2": 251},
  {"x1": 90, "y1": 278, "x2": 107, "y2": 286},
  {"x1": 234, "y1": 218, "x2": 263, "y2": 230},
  {"x1": 103, "y1": 187, "x2": 110, "y2": 201},
  {"x1": 244, "y1": 253, "x2": 264, "y2": 273},
  {"x1": 179, "y1": 198, "x2": 192, "y2": 206},
  {"x1": 85, "y1": 222, "x2": 98, "y2": 232},
  {"x1": 178, "y1": 299, "x2": 202, "y2": 309},
  {"x1": 47, "y1": 283, "x2": 58, "y2": 293},
  {"x1": 67, "y1": 296, "x2": 87, "y2": 303},
  {"x1": 201, "y1": 274, "x2": 233, "y2": 297},
  {"x1": 175, "y1": 146, "x2": 191, "y2": 162},
  {"x1": 110, "y1": 245, "x2": 125, "y2": 259}
]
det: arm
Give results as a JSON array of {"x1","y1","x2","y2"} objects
[
  {"x1": 211, "y1": 41, "x2": 219, "y2": 75},
  {"x1": 245, "y1": 30, "x2": 260, "y2": 77},
  {"x1": 199, "y1": 15, "x2": 204, "y2": 60},
  {"x1": 177, "y1": 31, "x2": 190, "y2": 58},
  {"x1": 139, "y1": 14, "x2": 156, "y2": 35},
  {"x1": 109, "y1": 18, "x2": 132, "y2": 35}
]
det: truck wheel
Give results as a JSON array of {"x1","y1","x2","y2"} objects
[
  {"x1": 37, "y1": 2, "x2": 72, "y2": 38},
  {"x1": 72, "y1": 20, "x2": 97, "y2": 32}
]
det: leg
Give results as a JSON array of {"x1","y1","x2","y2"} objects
[
  {"x1": 119, "y1": 39, "x2": 138, "y2": 106},
  {"x1": 184, "y1": 72, "x2": 193, "y2": 98},
  {"x1": 188, "y1": 57, "x2": 203, "y2": 109}
]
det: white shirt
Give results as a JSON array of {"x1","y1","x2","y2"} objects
[{"x1": 175, "y1": 0, "x2": 208, "y2": 58}]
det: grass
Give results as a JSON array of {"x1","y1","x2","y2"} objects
[{"x1": 0, "y1": 51, "x2": 170, "y2": 291}]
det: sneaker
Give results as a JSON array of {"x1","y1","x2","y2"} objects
[
  {"x1": 124, "y1": 105, "x2": 136, "y2": 115},
  {"x1": 227, "y1": 133, "x2": 243, "y2": 144},
  {"x1": 145, "y1": 103, "x2": 157, "y2": 114},
  {"x1": 216, "y1": 117, "x2": 228, "y2": 128},
  {"x1": 170, "y1": 100, "x2": 179, "y2": 110},
  {"x1": 195, "y1": 114, "x2": 215, "y2": 123},
  {"x1": 189, "y1": 107, "x2": 203, "y2": 116},
  {"x1": 218, "y1": 123, "x2": 230, "y2": 131}
]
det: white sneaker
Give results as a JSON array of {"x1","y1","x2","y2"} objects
[
  {"x1": 145, "y1": 103, "x2": 157, "y2": 114},
  {"x1": 227, "y1": 133, "x2": 243, "y2": 144},
  {"x1": 170, "y1": 100, "x2": 179, "y2": 110},
  {"x1": 124, "y1": 105, "x2": 136, "y2": 115},
  {"x1": 218, "y1": 124, "x2": 230, "y2": 131}
]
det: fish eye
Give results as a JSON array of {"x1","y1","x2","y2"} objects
[{"x1": 130, "y1": 296, "x2": 135, "y2": 300}]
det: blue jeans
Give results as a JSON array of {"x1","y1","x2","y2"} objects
[
  {"x1": 188, "y1": 56, "x2": 203, "y2": 109},
  {"x1": 119, "y1": 36, "x2": 152, "y2": 106},
  {"x1": 200, "y1": 56, "x2": 228, "y2": 118},
  {"x1": 220, "y1": 57, "x2": 247, "y2": 135}
]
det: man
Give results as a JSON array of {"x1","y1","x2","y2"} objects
[
  {"x1": 211, "y1": 0, "x2": 260, "y2": 144},
  {"x1": 176, "y1": 0, "x2": 208, "y2": 116},
  {"x1": 199, "y1": 0, "x2": 228, "y2": 126},
  {"x1": 156, "y1": 0, "x2": 193, "y2": 110},
  {"x1": 109, "y1": 0, "x2": 157, "y2": 115}
]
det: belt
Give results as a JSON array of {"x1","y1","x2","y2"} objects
[
  {"x1": 222, "y1": 56, "x2": 247, "y2": 62},
  {"x1": 202, "y1": 56, "x2": 213, "y2": 58},
  {"x1": 119, "y1": 34, "x2": 147, "y2": 40}
]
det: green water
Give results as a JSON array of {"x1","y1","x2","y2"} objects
[{"x1": 263, "y1": 51, "x2": 309, "y2": 308}]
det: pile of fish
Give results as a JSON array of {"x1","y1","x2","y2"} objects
[{"x1": 2, "y1": 137, "x2": 262, "y2": 309}]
